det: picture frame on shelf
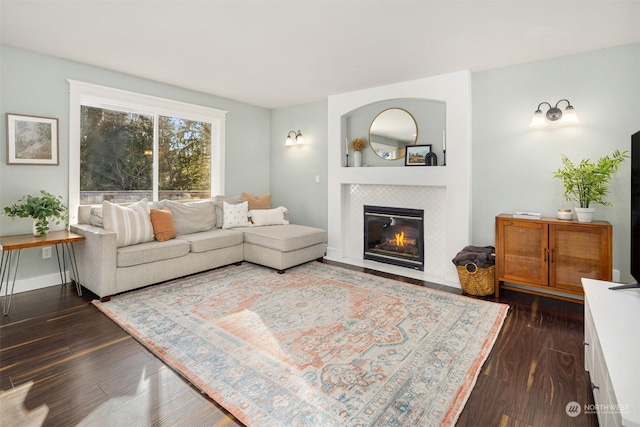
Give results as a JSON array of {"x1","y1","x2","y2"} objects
[
  {"x1": 6, "y1": 113, "x2": 59, "y2": 165},
  {"x1": 405, "y1": 144, "x2": 432, "y2": 166}
]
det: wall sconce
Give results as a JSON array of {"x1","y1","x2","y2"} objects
[
  {"x1": 529, "y1": 99, "x2": 579, "y2": 127},
  {"x1": 285, "y1": 130, "x2": 304, "y2": 145}
]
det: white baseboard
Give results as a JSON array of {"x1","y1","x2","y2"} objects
[{"x1": 2, "y1": 272, "x2": 66, "y2": 295}]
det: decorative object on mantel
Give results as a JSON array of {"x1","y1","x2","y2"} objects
[
  {"x1": 552, "y1": 149, "x2": 629, "y2": 222},
  {"x1": 442, "y1": 129, "x2": 447, "y2": 166},
  {"x1": 5, "y1": 113, "x2": 59, "y2": 165},
  {"x1": 94, "y1": 261, "x2": 509, "y2": 427},
  {"x1": 369, "y1": 108, "x2": 418, "y2": 161},
  {"x1": 529, "y1": 99, "x2": 579, "y2": 127},
  {"x1": 405, "y1": 144, "x2": 432, "y2": 166},
  {"x1": 2, "y1": 190, "x2": 68, "y2": 236},
  {"x1": 349, "y1": 137, "x2": 367, "y2": 167},
  {"x1": 425, "y1": 151, "x2": 438, "y2": 166},
  {"x1": 344, "y1": 137, "x2": 349, "y2": 167},
  {"x1": 285, "y1": 130, "x2": 304, "y2": 146}
]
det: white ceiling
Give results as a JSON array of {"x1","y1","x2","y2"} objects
[{"x1": 1, "y1": 1, "x2": 639, "y2": 109}]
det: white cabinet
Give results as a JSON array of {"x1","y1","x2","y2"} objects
[{"x1": 583, "y1": 278, "x2": 640, "y2": 427}]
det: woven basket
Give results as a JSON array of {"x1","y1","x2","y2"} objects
[{"x1": 456, "y1": 263, "x2": 495, "y2": 296}]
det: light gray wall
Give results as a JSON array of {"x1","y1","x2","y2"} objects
[
  {"x1": 3, "y1": 42, "x2": 637, "y2": 287},
  {"x1": 0, "y1": 45, "x2": 270, "y2": 282},
  {"x1": 472, "y1": 43, "x2": 640, "y2": 282},
  {"x1": 270, "y1": 100, "x2": 328, "y2": 230}
]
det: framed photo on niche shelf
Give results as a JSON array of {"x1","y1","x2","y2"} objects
[{"x1": 405, "y1": 144, "x2": 432, "y2": 166}]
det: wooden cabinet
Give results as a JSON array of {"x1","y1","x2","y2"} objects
[{"x1": 495, "y1": 214, "x2": 612, "y2": 300}]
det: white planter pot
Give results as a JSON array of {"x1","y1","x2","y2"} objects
[
  {"x1": 353, "y1": 150, "x2": 362, "y2": 167},
  {"x1": 32, "y1": 218, "x2": 51, "y2": 236},
  {"x1": 574, "y1": 207, "x2": 595, "y2": 223}
]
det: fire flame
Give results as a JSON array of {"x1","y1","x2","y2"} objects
[{"x1": 395, "y1": 231, "x2": 405, "y2": 246}]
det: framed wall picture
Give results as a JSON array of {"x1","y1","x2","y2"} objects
[
  {"x1": 6, "y1": 113, "x2": 59, "y2": 165},
  {"x1": 405, "y1": 144, "x2": 432, "y2": 166}
]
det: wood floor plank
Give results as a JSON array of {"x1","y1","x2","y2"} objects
[{"x1": 0, "y1": 262, "x2": 599, "y2": 426}]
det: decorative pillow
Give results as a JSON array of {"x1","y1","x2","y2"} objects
[
  {"x1": 102, "y1": 199, "x2": 155, "y2": 248},
  {"x1": 241, "y1": 192, "x2": 271, "y2": 210},
  {"x1": 248, "y1": 206, "x2": 289, "y2": 226},
  {"x1": 162, "y1": 199, "x2": 216, "y2": 235},
  {"x1": 222, "y1": 201, "x2": 252, "y2": 229},
  {"x1": 89, "y1": 205, "x2": 103, "y2": 227},
  {"x1": 149, "y1": 208, "x2": 177, "y2": 242},
  {"x1": 213, "y1": 195, "x2": 242, "y2": 228}
]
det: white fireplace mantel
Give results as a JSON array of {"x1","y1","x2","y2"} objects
[{"x1": 326, "y1": 70, "x2": 471, "y2": 287}]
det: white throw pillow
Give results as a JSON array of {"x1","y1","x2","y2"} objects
[
  {"x1": 222, "y1": 201, "x2": 252, "y2": 229},
  {"x1": 102, "y1": 199, "x2": 155, "y2": 248},
  {"x1": 248, "y1": 206, "x2": 289, "y2": 226}
]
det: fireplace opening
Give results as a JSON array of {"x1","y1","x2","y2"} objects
[{"x1": 363, "y1": 205, "x2": 424, "y2": 271}]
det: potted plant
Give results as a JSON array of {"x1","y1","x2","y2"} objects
[
  {"x1": 3, "y1": 190, "x2": 69, "y2": 236},
  {"x1": 349, "y1": 138, "x2": 368, "y2": 167},
  {"x1": 552, "y1": 149, "x2": 629, "y2": 222}
]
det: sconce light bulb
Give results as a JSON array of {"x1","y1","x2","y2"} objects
[
  {"x1": 286, "y1": 130, "x2": 298, "y2": 145},
  {"x1": 561, "y1": 106, "x2": 579, "y2": 124},
  {"x1": 529, "y1": 110, "x2": 547, "y2": 127}
]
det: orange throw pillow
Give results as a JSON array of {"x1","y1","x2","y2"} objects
[
  {"x1": 150, "y1": 208, "x2": 177, "y2": 242},
  {"x1": 241, "y1": 192, "x2": 271, "y2": 210}
]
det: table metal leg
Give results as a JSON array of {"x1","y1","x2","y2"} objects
[
  {"x1": 54, "y1": 244, "x2": 67, "y2": 289},
  {"x1": 0, "y1": 249, "x2": 21, "y2": 316},
  {"x1": 65, "y1": 243, "x2": 82, "y2": 296},
  {"x1": 54, "y1": 243, "x2": 82, "y2": 297}
]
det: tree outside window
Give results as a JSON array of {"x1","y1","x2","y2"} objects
[{"x1": 80, "y1": 106, "x2": 212, "y2": 204}]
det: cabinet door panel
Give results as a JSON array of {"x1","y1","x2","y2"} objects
[
  {"x1": 497, "y1": 219, "x2": 548, "y2": 286},
  {"x1": 550, "y1": 225, "x2": 612, "y2": 292}
]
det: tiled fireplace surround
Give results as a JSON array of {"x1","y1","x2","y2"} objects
[
  {"x1": 326, "y1": 71, "x2": 471, "y2": 288},
  {"x1": 346, "y1": 184, "x2": 446, "y2": 277}
]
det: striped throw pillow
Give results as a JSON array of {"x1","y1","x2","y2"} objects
[{"x1": 102, "y1": 199, "x2": 155, "y2": 248}]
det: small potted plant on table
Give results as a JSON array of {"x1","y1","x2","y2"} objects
[
  {"x1": 3, "y1": 190, "x2": 69, "y2": 236},
  {"x1": 552, "y1": 149, "x2": 628, "y2": 222}
]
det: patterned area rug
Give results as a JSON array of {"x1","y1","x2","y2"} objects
[{"x1": 93, "y1": 262, "x2": 508, "y2": 426}]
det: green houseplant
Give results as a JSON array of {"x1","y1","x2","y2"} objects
[
  {"x1": 552, "y1": 149, "x2": 628, "y2": 222},
  {"x1": 3, "y1": 190, "x2": 69, "y2": 236}
]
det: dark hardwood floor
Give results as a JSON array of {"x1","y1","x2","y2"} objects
[{"x1": 0, "y1": 260, "x2": 597, "y2": 426}]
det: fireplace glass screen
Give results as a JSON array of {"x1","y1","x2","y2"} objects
[{"x1": 363, "y1": 205, "x2": 424, "y2": 270}]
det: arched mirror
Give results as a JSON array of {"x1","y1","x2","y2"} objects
[{"x1": 369, "y1": 108, "x2": 418, "y2": 160}]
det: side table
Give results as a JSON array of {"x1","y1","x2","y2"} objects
[{"x1": 0, "y1": 230, "x2": 85, "y2": 315}]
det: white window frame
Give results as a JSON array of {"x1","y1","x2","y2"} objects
[{"x1": 68, "y1": 80, "x2": 226, "y2": 223}]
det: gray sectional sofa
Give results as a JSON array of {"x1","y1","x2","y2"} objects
[{"x1": 70, "y1": 197, "x2": 326, "y2": 300}]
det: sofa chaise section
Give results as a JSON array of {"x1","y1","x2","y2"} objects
[{"x1": 240, "y1": 224, "x2": 326, "y2": 273}]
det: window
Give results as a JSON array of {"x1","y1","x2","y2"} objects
[{"x1": 69, "y1": 81, "x2": 226, "y2": 219}]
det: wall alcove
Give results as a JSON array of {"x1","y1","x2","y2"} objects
[{"x1": 343, "y1": 98, "x2": 446, "y2": 168}]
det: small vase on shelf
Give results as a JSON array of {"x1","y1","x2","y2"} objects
[{"x1": 353, "y1": 150, "x2": 362, "y2": 167}]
